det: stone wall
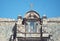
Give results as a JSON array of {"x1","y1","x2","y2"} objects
[
  {"x1": 0, "y1": 18, "x2": 15, "y2": 41},
  {"x1": 46, "y1": 23, "x2": 60, "y2": 41},
  {"x1": 43, "y1": 17, "x2": 60, "y2": 41},
  {"x1": 0, "y1": 17, "x2": 60, "y2": 41}
]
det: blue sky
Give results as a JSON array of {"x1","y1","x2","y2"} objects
[{"x1": 0, "y1": 0, "x2": 60, "y2": 19}]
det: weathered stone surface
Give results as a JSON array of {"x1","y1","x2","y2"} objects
[
  {"x1": 43, "y1": 17, "x2": 60, "y2": 41},
  {"x1": 0, "y1": 18, "x2": 15, "y2": 41},
  {"x1": 0, "y1": 17, "x2": 60, "y2": 41},
  {"x1": 47, "y1": 24, "x2": 60, "y2": 41}
]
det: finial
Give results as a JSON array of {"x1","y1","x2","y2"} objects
[
  {"x1": 30, "y1": 3, "x2": 33, "y2": 10},
  {"x1": 42, "y1": 14, "x2": 47, "y2": 19},
  {"x1": 43, "y1": 14, "x2": 46, "y2": 17},
  {"x1": 17, "y1": 14, "x2": 22, "y2": 19}
]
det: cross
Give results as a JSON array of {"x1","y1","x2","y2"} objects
[{"x1": 30, "y1": 3, "x2": 33, "y2": 10}]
